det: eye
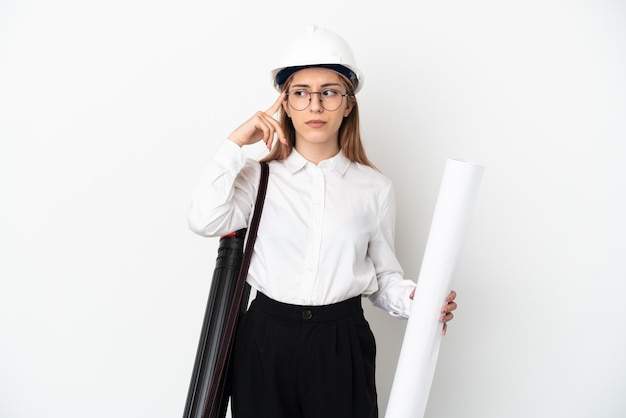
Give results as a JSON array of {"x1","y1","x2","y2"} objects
[
  {"x1": 322, "y1": 89, "x2": 341, "y2": 97},
  {"x1": 291, "y1": 89, "x2": 309, "y2": 97}
]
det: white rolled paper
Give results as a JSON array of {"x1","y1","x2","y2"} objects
[{"x1": 385, "y1": 158, "x2": 484, "y2": 418}]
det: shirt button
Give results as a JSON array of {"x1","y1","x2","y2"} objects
[{"x1": 302, "y1": 309, "x2": 313, "y2": 320}]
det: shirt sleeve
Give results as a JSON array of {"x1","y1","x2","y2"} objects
[
  {"x1": 187, "y1": 139, "x2": 261, "y2": 237},
  {"x1": 367, "y1": 181, "x2": 416, "y2": 318}
]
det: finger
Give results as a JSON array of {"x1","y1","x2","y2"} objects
[
  {"x1": 447, "y1": 290, "x2": 457, "y2": 302},
  {"x1": 258, "y1": 105, "x2": 287, "y2": 146},
  {"x1": 248, "y1": 112, "x2": 274, "y2": 149},
  {"x1": 258, "y1": 110, "x2": 280, "y2": 131},
  {"x1": 258, "y1": 118, "x2": 276, "y2": 150},
  {"x1": 440, "y1": 312, "x2": 454, "y2": 323},
  {"x1": 442, "y1": 323, "x2": 448, "y2": 336},
  {"x1": 441, "y1": 301, "x2": 458, "y2": 314},
  {"x1": 265, "y1": 92, "x2": 286, "y2": 115},
  {"x1": 266, "y1": 125, "x2": 276, "y2": 149}
]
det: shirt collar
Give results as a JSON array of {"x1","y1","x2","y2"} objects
[{"x1": 284, "y1": 148, "x2": 351, "y2": 177}]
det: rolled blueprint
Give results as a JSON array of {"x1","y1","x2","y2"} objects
[{"x1": 385, "y1": 158, "x2": 484, "y2": 418}]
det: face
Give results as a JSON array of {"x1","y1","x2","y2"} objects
[{"x1": 282, "y1": 67, "x2": 354, "y2": 151}]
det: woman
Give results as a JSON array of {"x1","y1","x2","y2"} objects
[{"x1": 187, "y1": 25, "x2": 457, "y2": 418}]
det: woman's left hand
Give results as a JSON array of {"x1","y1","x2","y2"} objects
[
  {"x1": 440, "y1": 290, "x2": 457, "y2": 335},
  {"x1": 409, "y1": 288, "x2": 458, "y2": 335}
]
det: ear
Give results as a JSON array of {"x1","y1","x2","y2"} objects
[
  {"x1": 343, "y1": 99, "x2": 354, "y2": 118},
  {"x1": 282, "y1": 99, "x2": 291, "y2": 117}
]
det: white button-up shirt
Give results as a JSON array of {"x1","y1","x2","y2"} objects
[{"x1": 188, "y1": 140, "x2": 415, "y2": 317}]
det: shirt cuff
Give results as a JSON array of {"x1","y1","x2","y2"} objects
[
  {"x1": 387, "y1": 285, "x2": 415, "y2": 318},
  {"x1": 213, "y1": 139, "x2": 247, "y2": 170}
]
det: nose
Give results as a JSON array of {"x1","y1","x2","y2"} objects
[{"x1": 309, "y1": 92, "x2": 323, "y2": 112}]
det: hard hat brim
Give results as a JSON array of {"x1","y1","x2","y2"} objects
[{"x1": 274, "y1": 64, "x2": 360, "y2": 93}]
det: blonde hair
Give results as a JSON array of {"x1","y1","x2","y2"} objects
[{"x1": 261, "y1": 71, "x2": 377, "y2": 170}]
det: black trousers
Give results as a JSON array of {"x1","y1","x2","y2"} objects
[{"x1": 231, "y1": 292, "x2": 378, "y2": 418}]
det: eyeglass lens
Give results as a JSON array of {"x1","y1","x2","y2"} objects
[{"x1": 288, "y1": 89, "x2": 345, "y2": 111}]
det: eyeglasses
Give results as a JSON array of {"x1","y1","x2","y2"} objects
[{"x1": 286, "y1": 89, "x2": 353, "y2": 111}]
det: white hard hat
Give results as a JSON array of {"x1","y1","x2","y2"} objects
[{"x1": 271, "y1": 25, "x2": 364, "y2": 93}]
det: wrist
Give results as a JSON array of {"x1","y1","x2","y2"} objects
[{"x1": 227, "y1": 136, "x2": 244, "y2": 147}]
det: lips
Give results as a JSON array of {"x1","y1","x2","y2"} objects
[{"x1": 306, "y1": 120, "x2": 326, "y2": 128}]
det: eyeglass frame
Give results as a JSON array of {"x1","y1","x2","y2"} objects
[{"x1": 285, "y1": 89, "x2": 354, "y2": 111}]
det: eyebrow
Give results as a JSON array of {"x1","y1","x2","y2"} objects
[{"x1": 290, "y1": 82, "x2": 343, "y2": 89}]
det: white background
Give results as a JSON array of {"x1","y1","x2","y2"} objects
[{"x1": 1, "y1": 1, "x2": 625, "y2": 417}]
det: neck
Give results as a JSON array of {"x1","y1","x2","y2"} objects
[{"x1": 295, "y1": 142, "x2": 339, "y2": 165}]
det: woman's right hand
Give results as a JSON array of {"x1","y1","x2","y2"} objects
[{"x1": 227, "y1": 93, "x2": 287, "y2": 150}]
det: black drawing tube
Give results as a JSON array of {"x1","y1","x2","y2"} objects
[{"x1": 183, "y1": 229, "x2": 249, "y2": 418}]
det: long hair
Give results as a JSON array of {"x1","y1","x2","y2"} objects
[{"x1": 261, "y1": 72, "x2": 377, "y2": 170}]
